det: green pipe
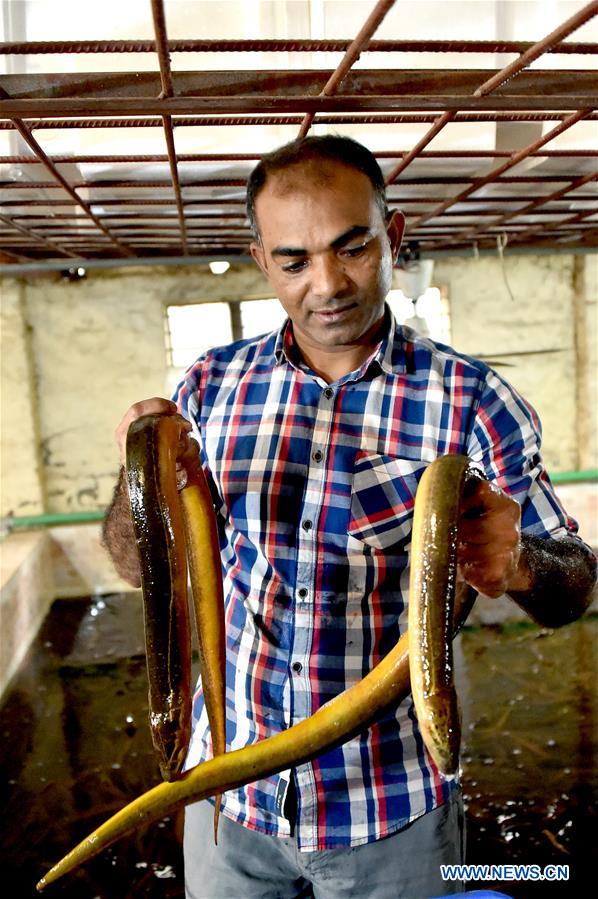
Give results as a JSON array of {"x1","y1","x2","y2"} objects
[
  {"x1": 4, "y1": 510, "x2": 104, "y2": 530},
  {"x1": 552, "y1": 470, "x2": 598, "y2": 484},
  {"x1": 1, "y1": 245, "x2": 596, "y2": 276}
]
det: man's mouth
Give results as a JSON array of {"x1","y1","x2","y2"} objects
[{"x1": 312, "y1": 303, "x2": 357, "y2": 323}]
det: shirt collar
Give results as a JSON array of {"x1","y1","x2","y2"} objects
[
  {"x1": 273, "y1": 304, "x2": 407, "y2": 377},
  {"x1": 273, "y1": 319, "x2": 296, "y2": 366}
]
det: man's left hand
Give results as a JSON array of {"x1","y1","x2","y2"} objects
[{"x1": 457, "y1": 477, "x2": 527, "y2": 598}]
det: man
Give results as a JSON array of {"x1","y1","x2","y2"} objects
[{"x1": 103, "y1": 135, "x2": 596, "y2": 899}]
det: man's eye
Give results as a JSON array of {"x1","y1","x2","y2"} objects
[
  {"x1": 343, "y1": 242, "x2": 368, "y2": 257},
  {"x1": 282, "y1": 260, "x2": 308, "y2": 273}
]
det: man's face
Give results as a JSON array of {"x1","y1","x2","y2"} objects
[{"x1": 250, "y1": 161, "x2": 404, "y2": 357}]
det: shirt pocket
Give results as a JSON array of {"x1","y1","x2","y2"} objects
[{"x1": 348, "y1": 452, "x2": 428, "y2": 550}]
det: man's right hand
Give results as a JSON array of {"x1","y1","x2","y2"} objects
[
  {"x1": 116, "y1": 397, "x2": 199, "y2": 488},
  {"x1": 116, "y1": 397, "x2": 186, "y2": 463},
  {"x1": 104, "y1": 397, "x2": 197, "y2": 586}
]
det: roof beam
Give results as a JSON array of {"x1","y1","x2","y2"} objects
[
  {"x1": 3, "y1": 69, "x2": 596, "y2": 102},
  {"x1": 2, "y1": 94, "x2": 596, "y2": 118}
]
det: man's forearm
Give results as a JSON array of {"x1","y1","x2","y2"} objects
[
  {"x1": 101, "y1": 467, "x2": 141, "y2": 587},
  {"x1": 507, "y1": 534, "x2": 597, "y2": 628}
]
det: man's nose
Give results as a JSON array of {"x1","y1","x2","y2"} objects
[{"x1": 310, "y1": 254, "x2": 349, "y2": 299}]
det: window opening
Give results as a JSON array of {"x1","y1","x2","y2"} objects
[
  {"x1": 165, "y1": 298, "x2": 287, "y2": 395},
  {"x1": 387, "y1": 286, "x2": 451, "y2": 344}
]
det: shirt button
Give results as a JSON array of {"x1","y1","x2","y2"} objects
[
  {"x1": 298, "y1": 587, "x2": 308, "y2": 598},
  {"x1": 302, "y1": 519, "x2": 312, "y2": 531},
  {"x1": 323, "y1": 387, "x2": 334, "y2": 399},
  {"x1": 292, "y1": 662, "x2": 303, "y2": 673},
  {"x1": 312, "y1": 450, "x2": 323, "y2": 463}
]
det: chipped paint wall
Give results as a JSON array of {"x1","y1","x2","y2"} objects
[
  {"x1": 0, "y1": 254, "x2": 596, "y2": 521},
  {"x1": 434, "y1": 252, "x2": 597, "y2": 475},
  {"x1": 24, "y1": 272, "x2": 167, "y2": 514},
  {"x1": 0, "y1": 278, "x2": 45, "y2": 516},
  {"x1": 582, "y1": 253, "x2": 597, "y2": 472}
]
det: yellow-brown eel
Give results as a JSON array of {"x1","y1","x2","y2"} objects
[
  {"x1": 408, "y1": 454, "x2": 477, "y2": 775},
  {"x1": 179, "y1": 455, "x2": 227, "y2": 841},
  {"x1": 37, "y1": 452, "x2": 475, "y2": 892}
]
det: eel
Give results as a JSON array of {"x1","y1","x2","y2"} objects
[
  {"x1": 37, "y1": 453, "x2": 475, "y2": 892},
  {"x1": 408, "y1": 454, "x2": 477, "y2": 775},
  {"x1": 126, "y1": 413, "x2": 192, "y2": 781},
  {"x1": 179, "y1": 458, "x2": 227, "y2": 841}
]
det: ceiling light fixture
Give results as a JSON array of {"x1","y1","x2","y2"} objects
[
  {"x1": 61, "y1": 266, "x2": 87, "y2": 281},
  {"x1": 209, "y1": 260, "x2": 230, "y2": 275}
]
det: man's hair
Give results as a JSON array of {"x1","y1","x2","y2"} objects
[{"x1": 246, "y1": 134, "x2": 388, "y2": 239}]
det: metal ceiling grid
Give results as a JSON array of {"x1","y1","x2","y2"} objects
[{"x1": 0, "y1": 0, "x2": 597, "y2": 269}]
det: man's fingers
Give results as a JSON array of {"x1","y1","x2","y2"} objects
[
  {"x1": 459, "y1": 560, "x2": 511, "y2": 598},
  {"x1": 458, "y1": 540, "x2": 521, "y2": 598},
  {"x1": 116, "y1": 397, "x2": 187, "y2": 464},
  {"x1": 120, "y1": 398, "x2": 177, "y2": 435},
  {"x1": 458, "y1": 518, "x2": 519, "y2": 547},
  {"x1": 461, "y1": 477, "x2": 514, "y2": 514},
  {"x1": 175, "y1": 467, "x2": 188, "y2": 490},
  {"x1": 457, "y1": 478, "x2": 521, "y2": 597}
]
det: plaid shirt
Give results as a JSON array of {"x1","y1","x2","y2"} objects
[{"x1": 175, "y1": 308, "x2": 575, "y2": 851}]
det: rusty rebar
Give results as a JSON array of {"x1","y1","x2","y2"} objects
[
  {"x1": 508, "y1": 200, "x2": 598, "y2": 244},
  {"x1": 161, "y1": 117, "x2": 188, "y2": 252},
  {"x1": 385, "y1": 111, "x2": 455, "y2": 183},
  {"x1": 298, "y1": 0, "x2": 396, "y2": 138},
  {"x1": 0, "y1": 211, "x2": 79, "y2": 257},
  {"x1": 1, "y1": 149, "x2": 596, "y2": 165},
  {"x1": 150, "y1": 0, "x2": 188, "y2": 254},
  {"x1": 0, "y1": 82, "x2": 135, "y2": 257},
  {"x1": 1, "y1": 4, "x2": 595, "y2": 263},
  {"x1": 150, "y1": 0, "x2": 174, "y2": 99},
  {"x1": 408, "y1": 109, "x2": 592, "y2": 231},
  {"x1": 2, "y1": 173, "x2": 589, "y2": 193},
  {"x1": 443, "y1": 171, "x2": 598, "y2": 246},
  {"x1": 14, "y1": 194, "x2": 594, "y2": 218},
  {"x1": 6, "y1": 120, "x2": 134, "y2": 257},
  {"x1": 474, "y1": 1, "x2": 598, "y2": 97},
  {"x1": 386, "y1": 1, "x2": 598, "y2": 185},
  {"x1": 1, "y1": 113, "x2": 594, "y2": 132},
  {"x1": 1, "y1": 38, "x2": 596, "y2": 55}
]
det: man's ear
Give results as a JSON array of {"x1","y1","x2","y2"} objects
[
  {"x1": 386, "y1": 210, "x2": 405, "y2": 261},
  {"x1": 250, "y1": 239, "x2": 268, "y2": 277}
]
